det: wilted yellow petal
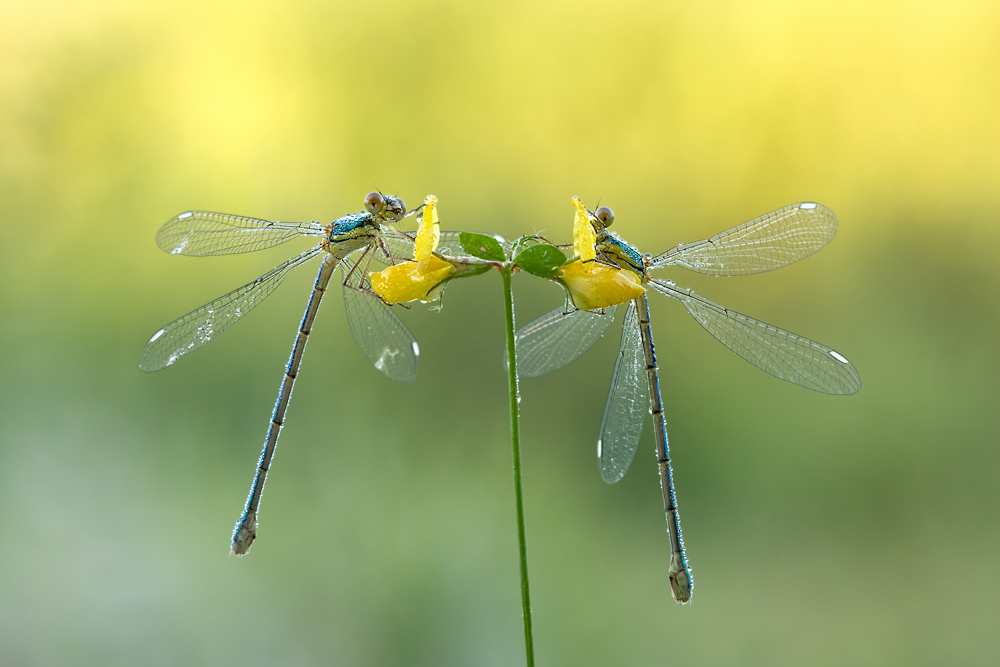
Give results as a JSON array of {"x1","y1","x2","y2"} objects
[
  {"x1": 370, "y1": 255, "x2": 455, "y2": 304},
  {"x1": 414, "y1": 195, "x2": 440, "y2": 270},
  {"x1": 572, "y1": 197, "x2": 596, "y2": 262},
  {"x1": 555, "y1": 260, "x2": 645, "y2": 310}
]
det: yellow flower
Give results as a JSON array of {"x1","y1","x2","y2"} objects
[
  {"x1": 572, "y1": 196, "x2": 596, "y2": 262},
  {"x1": 371, "y1": 195, "x2": 456, "y2": 304},
  {"x1": 371, "y1": 255, "x2": 456, "y2": 304},
  {"x1": 555, "y1": 260, "x2": 646, "y2": 311}
]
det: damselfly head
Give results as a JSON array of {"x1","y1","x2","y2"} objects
[
  {"x1": 364, "y1": 192, "x2": 407, "y2": 221},
  {"x1": 384, "y1": 196, "x2": 406, "y2": 220},
  {"x1": 594, "y1": 206, "x2": 614, "y2": 230}
]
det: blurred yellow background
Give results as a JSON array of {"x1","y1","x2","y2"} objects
[{"x1": 2, "y1": 1, "x2": 999, "y2": 664}]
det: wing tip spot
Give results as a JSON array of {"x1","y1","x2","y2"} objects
[
  {"x1": 799, "y1": 202, "x2": 817, "y2": 210},
  {"x1": 178, "y1": 211, "x2": 194, "y2": 219},
  {"x1": 411, "y1": 341, "x2": 420, "y2": 356},
  {"x1": 829, "y1": 350, "x2": 849, "y2": 363}
]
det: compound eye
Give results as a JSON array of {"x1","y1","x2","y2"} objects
[
  {"x1": 595, "y1": 206, "x2": 614, "y2": 228},
  {"x1": 364, "y1": 192, "x2": 385, "y2": 214}
]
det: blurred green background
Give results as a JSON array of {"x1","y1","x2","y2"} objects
[{"x1": 2, "y1": 1, "x2": 999, "y2": 665}]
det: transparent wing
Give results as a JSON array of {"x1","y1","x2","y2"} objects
[
  {"x1": 342, "y1": 248, "x2": 419, "y2": 383},
  {"x1": 383, "y1": 228, "x2": 417, "y2": 261},
  {"x1": 139, "y1": 246, "x2": 325, "y2": 371},
  {"x1": 156, "y1": 211, "x2": 324, "y2": 256},
  {"x1": 512, "y1": 305, "x2": 618, "y2": 378},
  {"x1": 649, "y1": 278, "x2": 861, "y2": 394},
  {"x1": 598, "y1": 301, "x2": 648, "y2": 484},
  {"x1": 650, "y1": 202, "x2": 838, "y2": 276}
]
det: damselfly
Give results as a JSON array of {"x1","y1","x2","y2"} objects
[
  {"x1": 514, "y1": 200, "x2": 861, "y2": 602},
  {"x1": 139, "y1": 192, "x2": 425, "y2": 554}
]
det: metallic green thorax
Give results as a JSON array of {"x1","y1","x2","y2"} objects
[
  {"x1": 322, "y1": 196, "x2": 406, "y2": 258},
  {"x1": 595, "y1": 230, "x2": 647, "y2": 279}
]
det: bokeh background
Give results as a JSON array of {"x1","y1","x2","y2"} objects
[{"x1": 2, "y1": 1, "x2": 999, "y2": 665}]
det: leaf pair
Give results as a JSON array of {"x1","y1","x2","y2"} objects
[{"x1": 458, "y1": 231, "x2": 567, "y2": 277}]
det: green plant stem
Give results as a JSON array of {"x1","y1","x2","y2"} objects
[{"x1": 501, "y1": 267, "x2": 534, "y2": 667}]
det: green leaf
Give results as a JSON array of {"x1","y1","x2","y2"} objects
[
  {"x1": 459, "y1": 232, "x2": 506, "y2": 262},
  {"x1": 513, "y1": 244, "x2": 567, "y2": 278}
]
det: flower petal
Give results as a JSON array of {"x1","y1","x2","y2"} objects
[
  {"x1": 371, "y1": 255, "x2": 456, "y2": 304},
  {"x1": 572, "y1": 197, "x2": 596, "y2": 262},
  {"x1": 555, "y1": 260, "x2": 645, "y2": 310},
  {"x1": 415, "y1": 195, "x2": 440, "y2": 271}
]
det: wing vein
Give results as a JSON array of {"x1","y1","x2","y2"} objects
[
  {"x1": 651, "y1": 203, "x2": 838, "y2": 276},
  {"x1": 139, "y1": 246, "x2": 325, "y2": 371},
  {"x1": 649, "y1": 278, "x2": 861, "y2": 394}
]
